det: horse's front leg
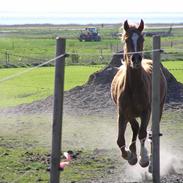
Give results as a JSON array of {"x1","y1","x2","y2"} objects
[
  {"x1": 128, "y1": 119, "x2": 139, "y2": 165},
  {"x1": 117, "y1": 114, "x2": 131, "y2": 160},
  {"x1": 139, "y1": 110, "x2": 150, "y2": 168}
]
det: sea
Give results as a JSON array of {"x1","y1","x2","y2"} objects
[{"x1": 1, "y1": 12, "x2": 183, "y2": 25}]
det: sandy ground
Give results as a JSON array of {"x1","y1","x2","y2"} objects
[{"x1": 0, "y1": 109, "x2": 183, "y2": 183}]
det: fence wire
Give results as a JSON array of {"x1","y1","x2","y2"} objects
[
  {"x1": 0, "y1": 54, "x2": 65, "y2": 83},
  {"x1": 0, "y1": 48, "x2": 182, "y2": 84}
]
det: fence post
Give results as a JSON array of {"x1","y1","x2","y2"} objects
[
  {"x1": 152, "y1": 35, "x2": 161, "y2": 183},
  {"x1": 5, "y1": 50, "x2": 9, "y2": 65},
  {"x1": 50, "y1": 37, "x2": 66, "y2": 183}
]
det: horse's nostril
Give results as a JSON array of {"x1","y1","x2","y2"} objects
[
  {"x1": 132, "y1": 54, "x2": 142, "y2": 63},
  {"x1": 131, "y1": 55, "x2": 136, "y2": 62},
  {"x1": 138, "y1": 55, "x2": 142, "y2": 61}
]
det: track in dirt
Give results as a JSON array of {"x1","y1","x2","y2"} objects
[{"x1": 0, "y1": 110, "x2": 183, "y2": 183}]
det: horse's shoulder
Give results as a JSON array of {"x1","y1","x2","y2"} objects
[{"x1": 111, "y1": 65, "x2": 126, "y2": 89}]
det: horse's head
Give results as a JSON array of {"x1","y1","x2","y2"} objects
[{"x1": 123, "y1": 19, "x2": 144, "y2": 69}]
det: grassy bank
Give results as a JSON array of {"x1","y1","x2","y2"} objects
[
  {"x1": 162, "y1": 60, "x2": 183, "y2": 83},
  {"x1": 0, "y1": 61, "x2": 182, "y2": 108},
  {"x1": 0, "y1": 65, "x2": 104, "y2": 107}
]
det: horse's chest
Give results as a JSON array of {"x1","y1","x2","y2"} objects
[
  {"x1": 131, "y1": 93, "x2": 146, "y2": 110},
  {"x1": 119, "y1": 90, "x2": 149, "y2": 118}
]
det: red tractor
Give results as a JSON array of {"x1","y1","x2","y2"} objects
[{"x1": 79, "y1": 27, "x2": 101, "y2": 42}]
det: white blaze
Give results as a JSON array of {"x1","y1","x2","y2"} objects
[{"x1": 132, "y1": 33, "x2": 139, "y2": 52}]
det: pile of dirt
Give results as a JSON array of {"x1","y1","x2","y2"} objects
[{"x1": 2, "y1": 52, "x2": 183, "y2": 115}]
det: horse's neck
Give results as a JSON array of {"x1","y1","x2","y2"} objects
[{"x1": 125, "y1": 64, "x2": 144, "y2": 91}]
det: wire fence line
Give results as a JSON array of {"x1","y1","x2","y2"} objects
[
  {"x1": 0, "y1": 47, "x2": 182, "y2": 64},
  {"x1": 0, "y1": 51, "x2": 47, "y2": 62},
  {"x1": 67, "y1": 48, "x2": 183, "y2": 56},
  {"x1": 67, "y1": 49, "x2": 162, "y2": 56},
  {"x1": 0, "y1": 48, "x2": 182, "y2": 84},
  {"x1": 166, "y1": 68, "x2": 183, "y2": 71},
  {"x1": 0, "y1": 54, "x2": 66, "y2": 84}
]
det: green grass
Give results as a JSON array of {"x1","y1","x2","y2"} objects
[
  {"x1": 0, "y1": 65, "x2": 104, "y2": 107},
  {"x1": 0, "y1": 60, "x2": 182, "y2": 108},
  {"x1": 0, "y1": 37, "x2": 121, "y2": 66},
  {"x1": 1, "y1": 24, "x2": 183, "y2": 67},
  {"x1": 0, "y1": 146, "x2": 113, "y2": 183},
  {"x1": 0, "y1": 25, "x2": 122, "y2": 66},
  {"x1": 0, "y1": 147, "x2": 49, "y2": 183},
  {"x1": 162, "y1": 60, "x2": 183, "y2": 83}
]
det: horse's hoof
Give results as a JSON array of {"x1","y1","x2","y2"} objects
[
  {"x1": 139, "y1": 159, "x2": 149, "y2": 167},
  {"x1": 122, "y1": 150, "x2": 131, "y2": 160},
  {"x1": 128, "y1": 156, "x2": 138, "y2": 165},
  {"x1": 139, "y1": 153, "x2": 149, "y2": 168},
  {"x1": 128, "y1": 153, "x2": 138, "y2": 165}
]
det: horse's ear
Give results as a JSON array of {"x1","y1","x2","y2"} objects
[
  {"x1": 124, "y1": 20, "x2": 129, "y2": 31},
  {"x1": 138, "y1": 19, "x2": 144, "y2": 32}
]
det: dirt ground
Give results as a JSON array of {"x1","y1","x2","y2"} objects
[
  {"x1": 0, "y1": 81, "x2": 182, "y2": 183},
  {"x1": 0, "y1": 58, "x2": 183, "y2": 182},
  {"x1": 0, "y1": 109, "x2": 183, "y2": 183}
]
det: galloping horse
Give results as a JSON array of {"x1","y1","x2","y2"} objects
[{"x1": 111, "y1": 20, "x2": 167, "y2": 167}]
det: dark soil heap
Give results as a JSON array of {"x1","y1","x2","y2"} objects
[
  {"x1": 3, "y1": 52, "x2": 183, "y2": 114},
  {"x1": 63, "y1": 52, "x2": 183, "y2": 115}
]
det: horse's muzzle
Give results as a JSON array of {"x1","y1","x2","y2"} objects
[{"x1": 131, "y1": 54, "x2": 142, "y2": 69}]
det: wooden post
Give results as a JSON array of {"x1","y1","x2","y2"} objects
[
  {"x1": 5, "y1": 50, "x2": 9, "y2": 65},
  {"x1": 152, "y1": 35, "x2": 161, "y2": 183},
  {"x1": 50, "y1": 37, "x2": 66, "y2": 183}
]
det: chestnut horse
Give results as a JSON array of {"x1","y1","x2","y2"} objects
[{"x1": 111, "y1": 20, "x2": 167, "y2": 167}]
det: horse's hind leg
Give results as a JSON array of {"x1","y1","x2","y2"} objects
[
  {"x1": 128, "y1": 119, "x2": 139, "y2": 165},
  {"x1": 117, "y1": 114, "x2": 131, "y2": 160},
  {"x1": 139, "y1": 111, "x2": 150, "y2": 168}
]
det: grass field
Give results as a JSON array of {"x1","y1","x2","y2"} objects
[
  {"x1": 0, "y1": 65, "x2": 104, "y2": 107},
  {"x1": 0, "y1": 61, "x2": 182, "y2": 108},
  {"x1": 162, "y1": 60, "x2": 183, "y2": 83},
  {"x1": 0, "y1": 24, "x2": 183, "y2": 67}
]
